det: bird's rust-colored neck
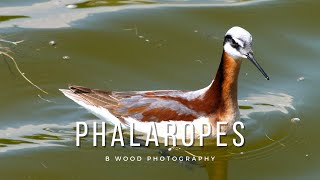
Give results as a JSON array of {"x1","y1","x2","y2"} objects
[{"x1": 204, "y1": 51, "x2": 242, "y2": 117}]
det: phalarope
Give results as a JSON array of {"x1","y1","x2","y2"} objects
[{"x1": 60, "y1": 26, "x2": 269, "y2": 138}]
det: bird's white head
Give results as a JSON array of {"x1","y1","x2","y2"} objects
[
  {"x1": 223, "y1": 26, "x2": 252, "y2": 60},
  {"x1": 223, "y1": 26, "x2": 269, "y2": 80}
]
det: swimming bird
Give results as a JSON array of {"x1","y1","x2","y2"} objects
[{"x1": 60, "y1": 26, "x2": 269, "y2": 138}]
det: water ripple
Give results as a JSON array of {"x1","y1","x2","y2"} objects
[{"x1": 0, "y1": 0, "x2": 274, "y2": 29}]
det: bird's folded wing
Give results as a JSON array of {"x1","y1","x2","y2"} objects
[{"x1": 62, "y1": 85, "x2": 201, "y2": 122}]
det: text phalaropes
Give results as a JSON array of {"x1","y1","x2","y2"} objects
[{"x1": 60, "y1": 26, "x2": 269, "y2": 138}]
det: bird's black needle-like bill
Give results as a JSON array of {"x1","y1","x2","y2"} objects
[{"x1": 247, "y1": 52, "x2": 270, "y2": 80}]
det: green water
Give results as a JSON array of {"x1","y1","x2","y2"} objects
[{"x1": 0, "y1": 0, "x2": 319, "y2": 179}]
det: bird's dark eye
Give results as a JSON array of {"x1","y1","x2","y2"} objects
[
  {"x1": 231, "y1": 38, "x2": 240, "y2": 49},
  {"x1": 224, "y1": 35, "x2": 240, "y2": 49},
  {"x1": 231, "y1": 39, "x2": 236, "y2": 45}
]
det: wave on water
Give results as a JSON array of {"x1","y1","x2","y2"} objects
[
  {"x1": 0, "y1": 0, "x2": 274, "y2": 29},
  {"x1": 0, "y1": 120, "x2": 101, "y2": 153},
  {"x1": 229, "y1": 92, "x2": 300, "y2": 161}
]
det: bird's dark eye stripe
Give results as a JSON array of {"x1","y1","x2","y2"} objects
[
  {"x1": 224, "y1": 35, "x2": 233, "y2": 42},
  {"x1": 231, "y1": 38, "x2": 237, "y2": 44},
  {"x1": 231, "y1": 41, "x2": 240, "y2": 49},
  {"x1": 224, "y1": 35, "x2": 240, "y2": 49}
]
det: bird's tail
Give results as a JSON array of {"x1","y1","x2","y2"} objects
[{"x1": 60, "y1": 87, "x2": 126, "y2": 127}]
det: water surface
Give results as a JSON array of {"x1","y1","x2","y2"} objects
[{"x1": 0, "y1": 0, "x2": 319, "y2": 179}]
